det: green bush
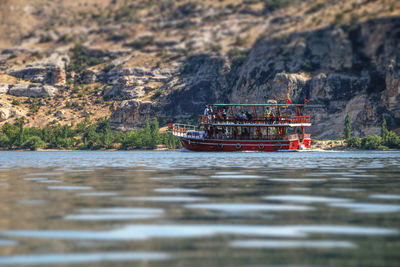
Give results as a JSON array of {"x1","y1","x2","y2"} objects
[
  {"x1": 228, "y1": 48, "x2": 250, "y2": 69},
  {"x1": 0, "y1": 116, "x2": 179, "y2": 150},
  {"x1": 0, "y1": 134, "x2": 10, "y2": 148},
  {"x1": 209, "y1": 43, "x2": 222, "y2": 53},
  {"x1": 347, "y1": 137, "x2": 361, "y2": 149},
  {"x1": 126, "y1": 35, "x2": 154, "y2": 50},
  {"x1": 152, "y1": 89, "x2": 162, "y2": 99},
  {"x1": 11, "y1": 99, "x2": 20, "y2": 106},
  {"x1": 22, "y1": 136, "x2": 45, "y2": 150},
  {"x1": 334, "y1": 13, "x2": 344, "y2": 25},
  {"x1": 384, "y1": 131, "x2": 400, "y2": 148},
  {"x1": 67, "y1": 44, "x2": 105, "y2": 73},
  {"x1": 362, "y1": 135, "x2": 382, "y2": 150},
  {"x1": 263, "y1": 0, "x2": 296, "y2": 11},
  {"x1": 306, "y1": 2, "x2": 325, "y2": 14}
]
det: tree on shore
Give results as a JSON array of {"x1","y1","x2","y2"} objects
[
  {"x1": 381, "y1": 119, "x2": 389, "y2": 143},
  {"x1": 344, "y1": 113, "x2": 351, "y2": 139},
  {"x1": 0, "y1": 117, "x2": 181, "y2": 150},
  {"x1": 22, "y1": 136, "x2": 45, "y2": 151}
]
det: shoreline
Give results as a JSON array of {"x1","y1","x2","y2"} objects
[{"x1": 0, "y1": 139, "x2": 397, "y2": 152}]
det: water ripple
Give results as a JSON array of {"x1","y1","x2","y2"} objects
[
  {"x1": 2, "y1": 224, "x2": 397, "y2": 241},
  {"x1": 231, "y1": 239, "x2": 357, "y2": 249},
  {"x1": 264, "y1": 195, "x2": 351, "y2": 203},
  {"x1": 329, "y1": 202, "x2": 400, "y2": 213},
  {"x1": 0, "y1": 252, "x2": 170, "y2": 265},
  {"x1": 185, "y1": 203, "x2": 314, "y2": 212}
]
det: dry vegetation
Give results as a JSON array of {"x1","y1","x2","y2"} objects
[{"x1": 0, "y1": 0, "x2": 399, "y2": 128}]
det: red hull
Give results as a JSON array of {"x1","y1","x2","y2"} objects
[{"x1": 179, "y1": 138, "x2": 311, "y2": 152}]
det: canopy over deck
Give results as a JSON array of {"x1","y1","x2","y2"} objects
[
  {"x1": 212, "y1": 103, "x2": 306, "y2": 107},
  {"x1": 208, "y1": 122, "x2": 311, "y2": 127}
]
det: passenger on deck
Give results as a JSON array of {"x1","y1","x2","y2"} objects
[
  {"x1": 241, "y1": 112, "x2": 247, "y2": 121},
  {"x1": 276, "y1": 110, "x2": 280, "y2": 124},
  {"x1": 216, "y1": 109, "x2": 223, "y2": 122},
  {"x1": 207, "y1": 106, "x2": 213, "y2": 121},
  {"x1": 270, "y1": 114, "x2": 275, "y2": 124},
  {"x1": 246, "y1": 111, "x2": 253, "y2": 122},
  {"x1": 235, "y1": 112, "x2": 242, "y2": 123},
  {"x1": 222, "y1": 108, "x2": 227, "y2": 120},
  {"x1": 265, "y1": 112, "x2": 270, "y2": 123}
]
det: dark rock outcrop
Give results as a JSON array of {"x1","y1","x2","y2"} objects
[
  {"x1": 225, "y1": 16, "x2": 400, "y2": 138},
  {"x1": 110, "y1": 100, "x2": 157, "y2": 130},
  {"x1": 7, "y1": 66, "x2": 66, "y2": 86},
  {"x1": 7, "y1": 84, "x2": 58, "y2": 97},
  {"x1": 106, "y1": 17, "x2": 400, "y2": 138}
]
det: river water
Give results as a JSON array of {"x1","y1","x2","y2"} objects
[{"x1": 0, "y1": 150, "x2": 399, "y2": 266}]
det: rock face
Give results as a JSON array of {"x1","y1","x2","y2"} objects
[
  {"x1": 110, "y1": 17, "x2": 400, "y2": 138},
  {"x1": 7, "y1": 66, "x2": 66, "y2": 86},
  {"x1": 7, "y1": 84, "x2": 58, "y2": 97},
  {"x1": 0, "y1": 84, "x2": 9, "y2": 94},
  {"x1": 161, "y1": 53, "x2": 229, "y2": 118},
  {"x1": 226, "y1": 17, "x2": 400, "y2": 138},
  {"x1": 110, "y1": 100, "x2": 156, "y2": 130},
  {"x1": 100, "y1": 67, "x2": 176, "y2": 101},
  {"x1": 0, "y1": 102, "x2": 20, "y2": 122}
]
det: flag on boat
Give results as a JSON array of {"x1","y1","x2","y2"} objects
[{"x1": 285, "y1": 94, "x2": 291, "y2": 104}]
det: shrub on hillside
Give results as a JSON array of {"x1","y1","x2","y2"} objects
[
  {"x1": 11, "y1": 99, "x2": 20, "y2": 106},
  {"x1": 306, "y1": 2, "x2": 325, "y2": 14},
  {"x1": 67, "y1": 44, "x2": 104, "y2": 73},
  {"x1": 126, "y1": 35, "x2": 154, "y2": 50},
  {"x1": 263, "y1": 0, "x2": 296, "y2": 11}
]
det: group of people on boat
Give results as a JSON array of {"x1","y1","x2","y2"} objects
[
  {"x1": 203, "y1": 105, "x2": 282, "y2": 124},
  {"x1": 204, "y1": 125, "x2": 253, "y2": 140}
]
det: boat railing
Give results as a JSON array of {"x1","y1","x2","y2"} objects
[
  {"x1": 286, "y1": 116, "x2": 310, "y2": 123},
  {"x1": 200, "y1": 115, "x2": 310, "y2": 125},
  {"x1": 172, "y1": 123, "x2": 197, "y2": 137},
  {"x1": 286, "y1": 133, "x2": 312, "y2": 141},
  {"x1": 206, "y1": 134, "x2": 293, "y2": 141}
]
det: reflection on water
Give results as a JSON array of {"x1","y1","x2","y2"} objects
[
  {"x1": 329, "y1": 202, "x2": 400, "y2": 213},
  {"x1": 185, "y1": 203, "x2": 313, "y2": 212},
  {"x1": 64, "y1": 208, "x2": 164, "y2": 221},
  {"x1": 0, "y1": 252, "x2": 170, "y2": 265},
  {"x1": 231, "y1": 240, "x2": 357, "y2": 249},
  {"x1": 263, "y1": 195, "x2": 351, "y2": 203},
  {"x1": 0, "y1": 150, "x2": 399, "y2": 266}
]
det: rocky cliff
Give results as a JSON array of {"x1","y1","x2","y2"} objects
[{"x1": 0, "y1": 0, "x2": 399, "y2": 138}]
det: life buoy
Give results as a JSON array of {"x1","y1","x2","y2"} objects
[
  {"x1": 235, "y1": 143, "x2": 242, "y2": 150},
  {"x1": 258, "y1": 143, "x2": 264, "y2": 150},
  {"x1": 218, "y1": 143, "x2": 224, "y2": 149},
  {"x1": 276, "y1": 142, "x2": 282, "y2": 149}
]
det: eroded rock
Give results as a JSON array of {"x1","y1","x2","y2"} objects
[
  {"x1": 7, "y1": 66, "x2": 66, "y2": 85},
  {"x1": 0, "y1": 84, "x2": 9, "y2": 94},
  {"x1": 7, "y1": 84, "x2": 58, "y2": 97},
  {"x1": 110, "y1": 100, "x2": 156, "y2": 130}
]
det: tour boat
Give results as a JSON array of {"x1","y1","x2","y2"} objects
[{"x1": 170, "y1": 103, "x2": 311, "y2": 152}]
